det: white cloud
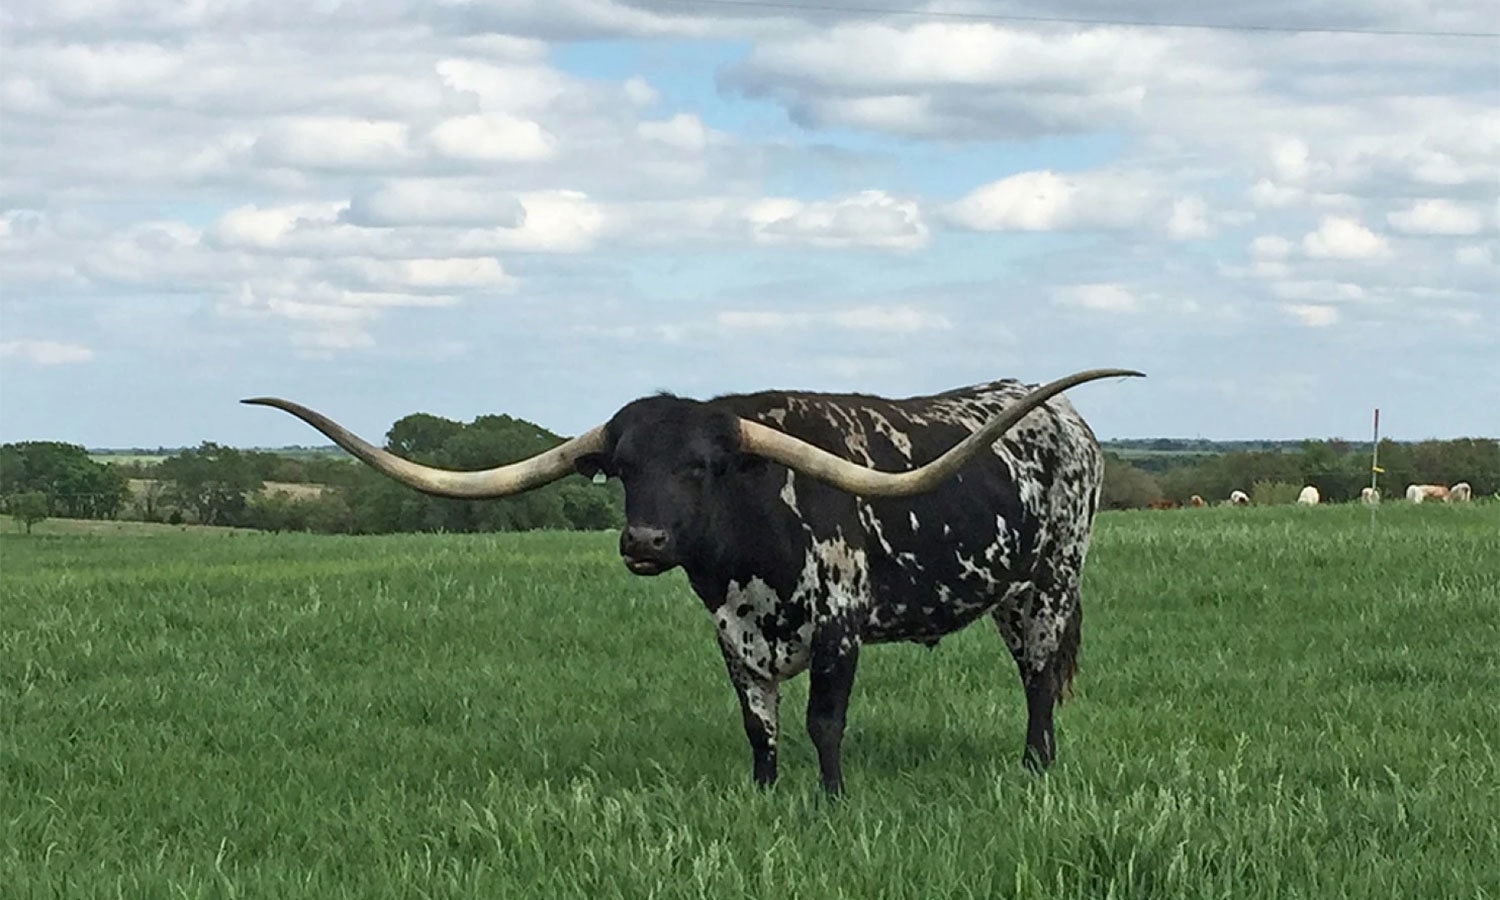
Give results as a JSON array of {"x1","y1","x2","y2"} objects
[
  {"x1": 637, "y1": 113, "x2": 715, "y2": 152},
  {"x1": 1301, "y1": 216, "x2": 1391, "y2": 260},
  {"x1": 1053, "y1": 283, "x2": 1137, "y2": 313},
  {"x1": 254, "y1": 117, "x2": 412, "y2": 170},
  {"x1": 206, "y1": 191, "x2": 604, "y2": 257},
  {"x1": 723, "y1": 21, "x2": 1236, "y2": 138},
  {"x1": 1284, "y1": 304, "x2": 1339, "y2": 327},
  {"x1": 1250, "y1": 235, "x2": 1294, "y2": 260},
  {"x1": 716, "y1": 306, "x2": 950, "y2": 332},
  {"x1": 433, "y1": 58, "x2": 562, "y2": 114},
  {"x1": 1269, "y1": 137, "x2": 1312, "y2": 183},
  {"x1": 1166, "y1": 196, "x2": 1213, "y2": 240},
  {"x1": 342, "y1": 180, "x2": 525, "y2": 228},
  {"x1": 1387, "y1": 199, "x2": 1485, "y2": 236},
  {"x1": 943, "y1": 170, "x2": 1157, "y2": 232},
  {"x1": 338, "y1": 257, "x2": 516, "y2": 291},
  {"x1": 1270, "y1": 281, "x2": 1367, "y2": 303},
  {"x1": 426, "y1": 113, "x2": 557, "y2": 162},
  {"x1": 745, "y1": 190, "x2": 928, "y2": 250},
  {"x1": 1454, "y1": 244, "x2": 1494, "y2": 266},
  {"x1": 0, "y1": 339, "x2": 94, "y2": 365},
  {"x1": 24, "y1": 41, "x2": 184, "y2": 102}
]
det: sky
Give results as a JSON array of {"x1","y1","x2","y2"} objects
[{"x1": 1, "y1": 0, "x2": 1497, "y2": 450}]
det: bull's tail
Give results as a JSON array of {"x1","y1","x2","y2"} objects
[{"x1": 1055, "y1": 600, "x2": 1082, "y2": 703}]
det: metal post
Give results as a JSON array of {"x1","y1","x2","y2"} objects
[{"x1": 1370, "y1": 408, "x2": 1382, "y2": 532}]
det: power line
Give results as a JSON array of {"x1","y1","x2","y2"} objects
[{"x1": 639, "y1": 0, "x2": 1500, "y2": 39}]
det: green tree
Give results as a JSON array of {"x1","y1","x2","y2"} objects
[
  {"x1": 158, "y1": 442, "x2": 263, "y2": 525},
  {"x1": 1299, "y1": 439, "x2": 1362, "y2": 502},
  {"x1": 1251, "y1": 480, "x2": 1304, "y2": 505},
  {"x1": 133, "y1": 479, "x2": 168, "y2": 522},
  {"x1": 559, "y1": 481, "x2": 624, "y2": 530},
  {"x1": 303, "y1": 492, "x2": 356, "y2": 534},
  {"x1": 1412, "y1": 438, "x2": 1500, "y2": 494},
  {"x1": 0, "y1": 441, "x2": 129, "y2": 519},
  {"x1": 1100, "y1": 454, "x2": 1163, "y2": 510},
  {"x1": 386, "y1": 413, "x2": 465, "y2": 463},
  {"x1": 8, "y1": 491, "x2": 48, "y2": 533}
]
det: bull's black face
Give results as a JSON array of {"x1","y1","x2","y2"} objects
[{"x1": 575, "y1": 397, "x2": 760, "y2": 576}]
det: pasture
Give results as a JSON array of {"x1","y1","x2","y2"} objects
[{"x1": 3, "y1": 504, "x2": 1498, "y2": 898}]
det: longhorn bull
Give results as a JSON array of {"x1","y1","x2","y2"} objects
[{"x1": 245, "y1": 367, "x2": 1142, "y2": 794}]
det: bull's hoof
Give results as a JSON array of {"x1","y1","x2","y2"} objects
[{"x1": 1022, "y1": 751, "x2": 1053, "y2": 775}]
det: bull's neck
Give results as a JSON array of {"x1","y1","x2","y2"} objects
[{"x1": 680, "y1": 465, "x2": 810, "y2": 609}]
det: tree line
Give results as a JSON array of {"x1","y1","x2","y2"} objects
[
  {"x1": 1, "y1": 412, "x2": 624, "y2": 535},
  {"x1": 3, "y1": 422, "x2": 1495, "y2": 534}
]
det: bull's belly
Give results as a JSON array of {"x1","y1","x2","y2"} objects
[
  {"x1": 862, "y1": 576, "x2": 1033, "y2": 645},
  {"x1": 711, "y1": 559, "x2": 1034, "y2": 678},
  {"x1": 861, "y1": 598, "x2": 997, "y2": 644}
]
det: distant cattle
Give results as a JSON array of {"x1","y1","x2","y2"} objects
[
  {"x1": 1148, "y1": 498, "x2": 1178, "y2": 510},
  {"x1": 1406, "y1": 484, "x2": 1449, "y2": 503},
  {"x1": 1229, "y1": 490, "x2": 1250, "y2": 506},
  {"x1": 1297, "y1": 485, "x2": 1320, "y2": 505},
  {"x1": 1188, "y1": 495, "x2": 1205, "y2": 508},
  {"x1": 1360, "y1": 486, "x2": 1380, "y2": 505},
  {"x1": 1447, "y1": 482, "x2": 1472, "y2": 503}
]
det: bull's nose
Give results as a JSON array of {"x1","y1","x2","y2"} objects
[{"x1": 621, "y1": 525, "x2": 670, "y2": 557}]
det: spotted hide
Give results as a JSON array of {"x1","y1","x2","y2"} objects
[{"x1": 583, "y1": 379, "x2": 1104, "y2": 794}]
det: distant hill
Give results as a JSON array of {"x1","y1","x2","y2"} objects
[
  {"x1": 90, "y1": 446, "x2": 348, "y2": 465},
  {"x1": 1101, "y1": 439, "x2": 1361, "y2": 455}
]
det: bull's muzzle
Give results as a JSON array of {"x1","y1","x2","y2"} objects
[{"x1": 620, "y1": 524, "x2": 674, "y2": 575}]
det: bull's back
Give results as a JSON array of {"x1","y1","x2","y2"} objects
[{"x1": 715, "y1": 380, "x2": 1103, "y2": 598}]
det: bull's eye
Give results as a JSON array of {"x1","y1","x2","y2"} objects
[{"x1": 685, "y1": 459, "x2": 708, "y2": 477}]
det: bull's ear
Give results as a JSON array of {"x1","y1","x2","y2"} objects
[{"x1": 574, "y1": 452, "x2": 612, "y2": 480}]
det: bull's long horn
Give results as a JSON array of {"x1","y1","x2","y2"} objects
[
  {"x1": 240, "y1": 397, "x2": 606, "y2": 499},
  {"x1": 737, "y1": 368, "x2": 1145, "y2": 497}
]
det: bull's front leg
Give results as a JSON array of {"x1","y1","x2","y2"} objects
[
  {"x1": 806, "y1": 612, "x2": 864, "y2": 796},
  {"x1": 719, "y1": 646, "x2": 780, "y2": 787}
]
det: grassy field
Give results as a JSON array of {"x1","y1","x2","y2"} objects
[
  {"x1": 14, "y1": 517, "x2": 260, "y2": 538},
  {"x1": 3, "y1": 504, "x2": 1498, "y2": 898}
]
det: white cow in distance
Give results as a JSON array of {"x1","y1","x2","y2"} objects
[
  {"x1": 1447, "y1": 482, "x2": 1472, "y2": 502},
  {"x1": 1297, "y1": 485, "x2": 1320, "y2": 505},
  {"x1": 1406, "y1": 484, "x2": 1449, "y2": 503},
  {"x1": 1361, "y1": 486, "x2": 1380, "y2": 505}
]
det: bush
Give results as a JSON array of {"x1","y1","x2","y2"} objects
[{"x1": 1251, "y1": 480, "x2": 1303, "y2": 506}]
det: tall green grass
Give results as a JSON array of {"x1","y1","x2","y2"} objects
[{"x1": 3, "y1": 503, "x2": 1498, "y2": 898}]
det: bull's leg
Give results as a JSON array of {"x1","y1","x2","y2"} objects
[
  {"x1": 992, "y1": 581, "x2": 1080, "y2": 774},
  {"x1": 805, "y1": 618, "x2": 861, "y2": 796},
  {"x1": 720, "y1": 648, "x2": 780, "y2": 787},
  {"x1": 1021, "y1": 665, "x2": 1059, "y2": 773}
]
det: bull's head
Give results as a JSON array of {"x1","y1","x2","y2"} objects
[{"x1": 243, "y1": 368, "x2": 1142, "y2": 575}]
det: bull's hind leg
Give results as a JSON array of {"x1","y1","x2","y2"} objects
[
  {"x1": 805, "y1": 613, "x2": 864, "y2": 796},
  {"x1": 991, "y1": 579, "x2": 1081, "y2": 773}
]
